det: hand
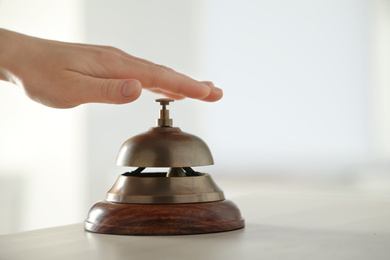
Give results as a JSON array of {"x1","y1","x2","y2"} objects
[{"x1": 0, "y1": 29, "x2": 222, "y2": 108}]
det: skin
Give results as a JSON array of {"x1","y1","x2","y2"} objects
[{"x1": 0, "y1": 29, "x2": 222, "y2": 108}]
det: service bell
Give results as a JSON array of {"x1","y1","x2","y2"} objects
[{"x1": 84, "y1": 99, "x2": 244, "y2": 235}]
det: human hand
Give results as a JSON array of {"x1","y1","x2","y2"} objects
[{"x1": 0, "y1": 29, "x2": 222, "y2": 108}]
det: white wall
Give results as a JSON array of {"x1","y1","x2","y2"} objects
[
  {"x1": 201, "y1": 0, "x2": 374, "y2": 175},
  {"x1": 0, "y1": 0, "x2": 388, "y2": 234}
]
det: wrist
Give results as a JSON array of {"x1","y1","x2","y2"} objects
[
  {"x1": 0, "y1": 29, "x2": 25, "y2": 83},
  {"x1": 0, "y1": 29, "x2": 13, "y2": 82}
]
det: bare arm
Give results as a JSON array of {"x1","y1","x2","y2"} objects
[{"x1": 0, "y1": 29, "x2": 222, "y2": 108}]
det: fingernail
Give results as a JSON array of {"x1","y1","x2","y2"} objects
[
  {"x1": 216, "y1": 87, "x2": 223, "y2": 99},
  {"x1": 122, "y1": 81, "x2": 140, "y2": 97},
  {"x1": 215, "y1": 86, "x2": 223, "y2": 93},
  {"x1": 201, "y1": 83, "x2": 211, "y2": 89},
  {"x1": 200, "y1": 84, "x2": 211, "y2": 96},
  {"x1": 201, "y1": 81, "x2": 215, "y2": 87}
]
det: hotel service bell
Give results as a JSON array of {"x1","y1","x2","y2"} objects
[{"x1": 84, "y1": 99, "x2": 244, "y2": 235}]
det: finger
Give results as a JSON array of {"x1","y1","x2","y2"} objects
[
  {"x1": 74, "y1": 46, "x2": 214, "y2": 101},
  {"x1": 199, "y1": 81, "x2": 223, "y2": 102},
  {"x1": 68, "y1": 75, "x2": 142, "y2": 105},
  {"x1": 130, "y1": 61, "x2": 211, "y2": 99},
  {"x1": 148, "y1": 89, "x2": 186, "y2": 100},
  {"x1": 97, "y1": 53, "x2": 211, "y2": 100}
]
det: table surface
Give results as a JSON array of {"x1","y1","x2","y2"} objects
[{"x1": 1, "y1": 180, "x2": 390, "y2": 260}]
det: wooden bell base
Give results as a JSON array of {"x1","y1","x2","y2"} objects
[{"x1": 84, "y1": 200, "x2": 245, "y2": 235}]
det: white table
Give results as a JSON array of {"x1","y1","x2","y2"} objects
[{"x1": 1, "y1": 181, "x2": 390, "y2": 260}]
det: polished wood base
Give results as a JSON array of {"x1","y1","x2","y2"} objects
[{"x1": 84, "y1": 200, "x2": 245, "y2": 235}]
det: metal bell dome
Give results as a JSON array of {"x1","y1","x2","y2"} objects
[{"x1": 116, "y1": 99, "x2": 214, "y2": 168}]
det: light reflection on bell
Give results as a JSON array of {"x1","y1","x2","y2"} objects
[
  {"x1": 116, "y1": 127, "x2": 214, "y2": 168},
  {"x1": 84, "y1": 99, "x2": 245, "y2": 235}
]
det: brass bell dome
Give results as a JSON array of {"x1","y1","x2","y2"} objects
[{"x1": 116, "y1": 99, "x2": 214, "y2": 168}]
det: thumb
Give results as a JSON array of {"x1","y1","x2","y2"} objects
[{"x1": 74, "y1": 78, "x2": 142, "y2": 105}]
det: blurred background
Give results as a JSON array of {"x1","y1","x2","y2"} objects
[{"x1": 0, "y1": 0, "x2": 389, "y2": 235}]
